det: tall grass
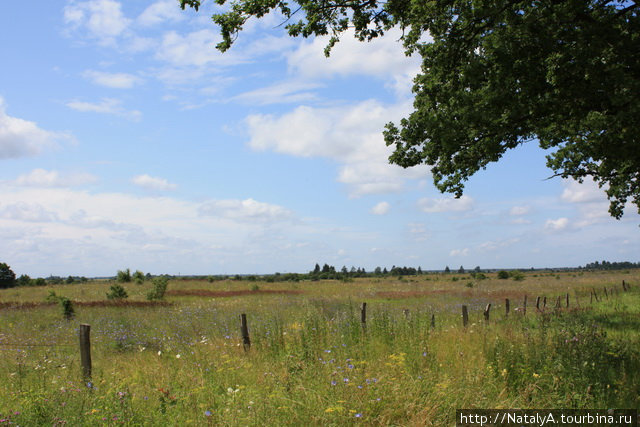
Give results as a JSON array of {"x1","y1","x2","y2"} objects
[{"x1": 0, "y1": 270, "x2": 638, "y2": 425}]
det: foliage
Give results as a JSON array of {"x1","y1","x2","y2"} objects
[
  {"x1": 132, "y1": 270, "x2": 145, "y2": 284},
  {"x1": 117, "y1": 269, "x2": 132, "y2": 283},
  {"x1": 181, "y1": 0, "x2": 640, "y2": 217},
  {"x1": 497, "y1": 270, "x2": 510, "y2": 279},
  {"x1": 107, "y1": 283, "x2": 129, "y2": 300},
  {"x1": 45, "y1": 291, "x2": 75, "y2": 320},
  {"x1": 146, "y1": 276, "x2": 169, "y2": 301},
  {"x1": 16, "y1": 274, "x2": 32, "y2": 287},
  {"x1": 0, "y1": 262, "x2": 16, "y2": 289}
]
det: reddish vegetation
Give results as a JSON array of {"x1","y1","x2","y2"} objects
[
  {"x1": 0, "y1": 300, "x2": 171, "y2": 310},
  {"x1": 376, "y1": 289, "x2": 531, "y2": 300},
  {"x1": 165, "y1": 289, "x2": 303, "y2": 297}
]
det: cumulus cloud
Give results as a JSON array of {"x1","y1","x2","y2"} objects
[
  {"x1": 64, "y1": 0, "x2": 131, "y2": 46},
  {"x1": 509, "y1": 205, "x2": 530, "y2": 216},
  {"x1": 286, "y1": 28, "x2": 422, "y2": 96},
  {"x1": 450, "y1": 248, "x2": 469, "y2": 256},
  {"x1": 418, "y1": 195, "x2": 474, "y2": 213},
  {"x1": 371, "y1": 201, "x2": 390, "y2": 215},
  {"x1": 66, "y1": 98, "x2": 141, "y2": 121},
  {"x1": 131, "y1": 174, "x2": 177, "y2": 191},
  {"x1": 246, "y1": 100, "x2": 427, "y2": 197},
  {"x1": 545, "y1": 217, "x2": 569, "y2": 231},
  {"x1": 231, "y1": 80, "x2": 321, "y2": 105},
  {"x1": 0, "y1": 97, "x2": 63, "y2": 159},
  {"x1": 198, "y1": 198, "x2": 292, "y2": 223},
  {"x1": 15, "y1": 169, "x2": 97, "y2": 187},
  {"x1": 0, "y1": 202, "x2": 59, "y2": 222},
  {"x1": 137, "y1": 0, "x2": 185, "y2": 27},
  {"x1": 82, "y1": 70, "x2": 142, "y2": 88},
  {"x1": 156, "y1": 29, "x2": 245, "y2": 68}
]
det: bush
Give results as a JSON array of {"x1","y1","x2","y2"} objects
[
  {"x1": 0, "y1": 263, "x2": 16, "y2": 289},
  {"x1": 147, "y1": 276, "x2": 169, "y2": 301},
  {"x1": 132, "y1": 270, "x2": 145, "y2": 284},
  {"x1": 510, "y1": 270, "x2": 525, "y2": 281},
  {"x1": 497, "y1": 270, "x2": 510, "y2": 279},
  {"x1": 45, "y1": 291, "x2": 75, "y2": 320},
  {"x1": 117, "y1": 268, "x2": 131, "y2": 283},
  {"x1": 107, "y1": 283, "x2": 128, "y2": 300},
  {"x1": 33, "y1": 277, "x2": 47, "y2": 287},
  {"x1": 16, "y1": 274, "x2": 31, "y2": 287}
]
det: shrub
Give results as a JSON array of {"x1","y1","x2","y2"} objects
[
  {"x1": 132, "y1": 270, "x2": 145, "y2": 284},
  {"x1": 107, "y1": 283, "x2": 129, "y2": 300},
  {"x1": 117, "y1": 268, "x2": 132, "y2": 283},
  {"x1": 147, "y1": 276, "x2": 169, "y2": 300},
  {"x1": 16, "y1": 274, "x2": 31, "y2": 287},
  {"x1": 33, "y1": 277, "x2": 47, "y2": 287},
  {"x1": 45, "y1": 291, "x2": 75, "y2": 320},
  {"x1": 510, "y1": 271, "x2": 525, "y2": 281},
  {"x1": 0, "y1": 263, "x2": 16, "y2": 289},
  {"x1": 497, "y1": 270, "x2": 510, "y2": 279}
]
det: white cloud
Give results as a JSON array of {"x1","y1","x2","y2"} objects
[
  {"x1": 286, "y1": 28, "x2": 422, "y2": 97},
  {"x1": 82, "y1": 70, "x2": 142, "y2": 88},
  {"x1": 64, "y1": 0, "x2": 131, "y2": 46},
  {"x1": 418, "y1": 195, "x2": 474, "y2": 213},
  {"x1": 198, "y1": 198, "x2": 292, "y2": 223},
  {"x1": 407, "y1": 222, "x2": 429, "y2": 241},
  {"x1": 231, "y1": 80, "x2": 321, "y2": 105},
  {"x1": 156, "y1": 29, "x2": 245, "y2": 68},
  {"x1": 15, "y1": 169, "x2": 97, "y2": 187},
  {"x1": 137, "y1": 0, "x2": 185, "y2": 27},
  {"x1": 131, "y1": 174, "x2": 177, "y2": 191},
  {"x1": 246, "y1": 100, "x2": 427, "y2": 197},
  {"x1": 66, "y1": 98, "x2": 142, "y2": 121},
  {"x1": 449, "y1": 248, "x2": 469, "y2": 257},
  {"x1": 479, "y1": 238, "x2": 520, "y2": 252},
  {"x1": 545, "y1": 217, "x2": 569, "y2": 231},
  {"x1": 509, "y1": 205, "x2": 530, "y2": 216},
  {"x1": 371, "y1": 201, "x2": 390, "y2": 215},
  {"x1": 0, "y1": 202, "x2": 59, "y2": 222},
  {"x1": 561, "y1": 178, "x2": 606, "y2": 204},
  {"x1": 0, "y1": 97, "x2": 63, "y2": 159}
]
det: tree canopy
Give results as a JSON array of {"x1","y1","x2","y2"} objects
[{"x1": 181, "y1": 0, "x2": 640, "y2": 218}]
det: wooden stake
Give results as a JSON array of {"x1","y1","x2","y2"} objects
[
  {"x1": 431, "y1": 313, "x2": 435, "y2": 329},
  {"x1": 240, "y1": 314, "x2": 251, "y2": 351},
  {"x1": 484, "y1": 303, "x2": 491, "y2": 322},
  {"x1": 462, "y1": 305, "x2": 469, "y2": 327},
  {"x1": 565, "y1": 293, "x2": 569, "y2": 308},
  {"x1": 505, "y1": 299, "x2": 510, "y2": 317},
  {"x1": 523, "y1": 295, "x2": 527, "y2": 315},
  {"x1": 79, "y1": 324, "x2": 92, "y2": 380}
]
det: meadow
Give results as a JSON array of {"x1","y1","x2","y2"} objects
[{"x1": 0, "y1": 269, "x2": 639, "y2": 425}]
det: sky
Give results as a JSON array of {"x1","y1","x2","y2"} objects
[{"x1": 0, "y1": 0, "x2": 638, "y2": 277}]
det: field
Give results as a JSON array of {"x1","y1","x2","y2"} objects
[{"x1": 1, "y1": 269, "x2": 639, "y2": 425}]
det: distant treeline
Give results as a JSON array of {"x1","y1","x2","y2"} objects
[{"x1": 581, "y1": 260, "x2": 640, "y2": 270}]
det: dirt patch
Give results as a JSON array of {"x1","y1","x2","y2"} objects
[{"x1": 166, "y1": 289, "x2": 303, "y2": 297}]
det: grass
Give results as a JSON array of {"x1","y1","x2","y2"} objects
[{"x1": 0, "y1": 270, "x2": 638, "y2": 425}]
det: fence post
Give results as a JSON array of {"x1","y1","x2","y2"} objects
[
  {"x1": 622, "y1": 280, "x2": 627, "y2": 292},
  {"x1": 79, "y1": 324, "x2": 91, "y2": 380},
  {"x1": 592, "y1": 288, "x2": 599, "y2": 302},
  {"x1": 505, "y1": 299, "x2": 510, "y2": 317},
  {"x1": 484, "y1": 303, "x2": 491, "y2": 322},
  {"x1": 536, "y1": 296, "x2": 541, "y2": 311},
  {"x1": 543, "y1": 296, "x2": 547, "y2": 309},
  {"x1": 462, "y1": 305, "x2": 469, "y2": 327},
  {"x1": 523, "y1": 295, "x2": 527, "y2": 316},
  {"x1": 240, "y1": 314, "x2": 251, "y2": 351},
  {"x1": 361, "y1": 303, "x2": 367, "y2": 331},
  {"x1": 565, "y1": 293, "x2": 569, "y2": 308},
  {"x1": 431, "y1": 313, "x2": 436, "y2": 329}
]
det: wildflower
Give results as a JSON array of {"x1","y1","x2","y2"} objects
[
  {"x1": 176, "y1": 354, "x2": 181, "y2": 359},
  {"x1": 343, "y1": 378, "x2": 349, "y2": 383},
  {"x1": 86, "y1": 382, "x2": 93, "y2": 389},
  {"x1": 532, "y1": 373, "x2": 540, "y2": 378},
  {"x1": 204, "y1": 410, "x2": 212, "y2": 417},
  {"x1": 331, "y1": 381, "x2": 337, "y2": 386},
  {"x1": 355, "y1": 413, "x2": 363, "y2": 418},
  {"x1": 158, "y1": 351, "x2": 162, "y2": 356}
]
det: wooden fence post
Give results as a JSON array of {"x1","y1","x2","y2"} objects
[
  {"x1": 79, "y1": 324, "x2": 91, "y2": 380},
  {"x1": 592, "y1": 288, "x2": 599, "y2": 302},
  {"x1": 361, "y1": 302, "x2": 367, "y2": 331},
  {"x1": 543, "y1": 296, "x2": 547, "y2": 309},
  {"x1": 565, "y1": 293, "x2": 569, "y2": 308},
  {"x1": 431, "y1": 313, "x2": 436, "y2": 329},
  {"x1": 505, "y1": 299, "x2": 510, "y2": 317},
  {"x1": 484, "y1": 304, "x2": 491, "y2": 322},
  {"x1": 523, "y1": 295, "x2": 527, "y2": 316},
  {"x1": 536, "y1": 296, "x2": 541, "y2": 311},
  {"x1": 462, "y1": 305, "x2": 469, "y2": 327},
  {"x1": 622, "y1": 280, "x2": 627, "y2": 292},
  {"x1": 240, "y1": 314, "x2": 251, "y2": 351},
  {"x1": 555, "y1": 295, "x2": 561, "y2": 309}
]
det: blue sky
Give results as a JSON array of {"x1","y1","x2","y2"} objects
[{"x1": 1, "y1": 0, "x2": 638, "y2": 277}]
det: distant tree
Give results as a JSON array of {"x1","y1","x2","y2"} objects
[
  {"x1": 16, "y1": 274, "x2": 31, "y2": 287},
  {"x1": 33, "y1": 277, "x2": 47, "y2": 287},
  {"x1": 132, "y1": 270, "x2": 145, "y2": 284},
  {"x1": 444, "y1": 266, "x2": 450, "y2": 274},
  {"x1": 0, "y1": 263, "x2": 16, "y2": 289},
  {"x1": 474, "y1": 266, "x2": 481, "y2": 273},
  {"x1": 374, "y1": 266, "x2": 382, "y2": 276},
  {"x1": 382, "y1": 267, "x2": 388, "y2": 275},
  {"x1": 313, "y1": 263, "x2": 321, "y2": 274},
  {"x1": 417, "y1": 266, "x2": 423, "y2": 275},
  {"x1": 107, "y1": 283, "x2": 128, "y2": 300},
  {"x1": 65, "y1": 276, "x2": 75, "y2": 284},
  {"x1": 497, "y1": 270, "x2": 510, "y2": 279},
  {"x1": 341, "y1": 266, "x2": 348, "y2": 274},
  {"x1": 458, "y1": 266, "x2": 465, "y2": 274},
  {"x1": 147, "y1": 276, "x2": 169, "y2": 301},
  {"x1": 116, "y1": 268, "x2": 131, "y2": 283}
]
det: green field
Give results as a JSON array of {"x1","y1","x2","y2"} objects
[{"x1": 1, "y1": 270, "x2": 639, "y2": 425}]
